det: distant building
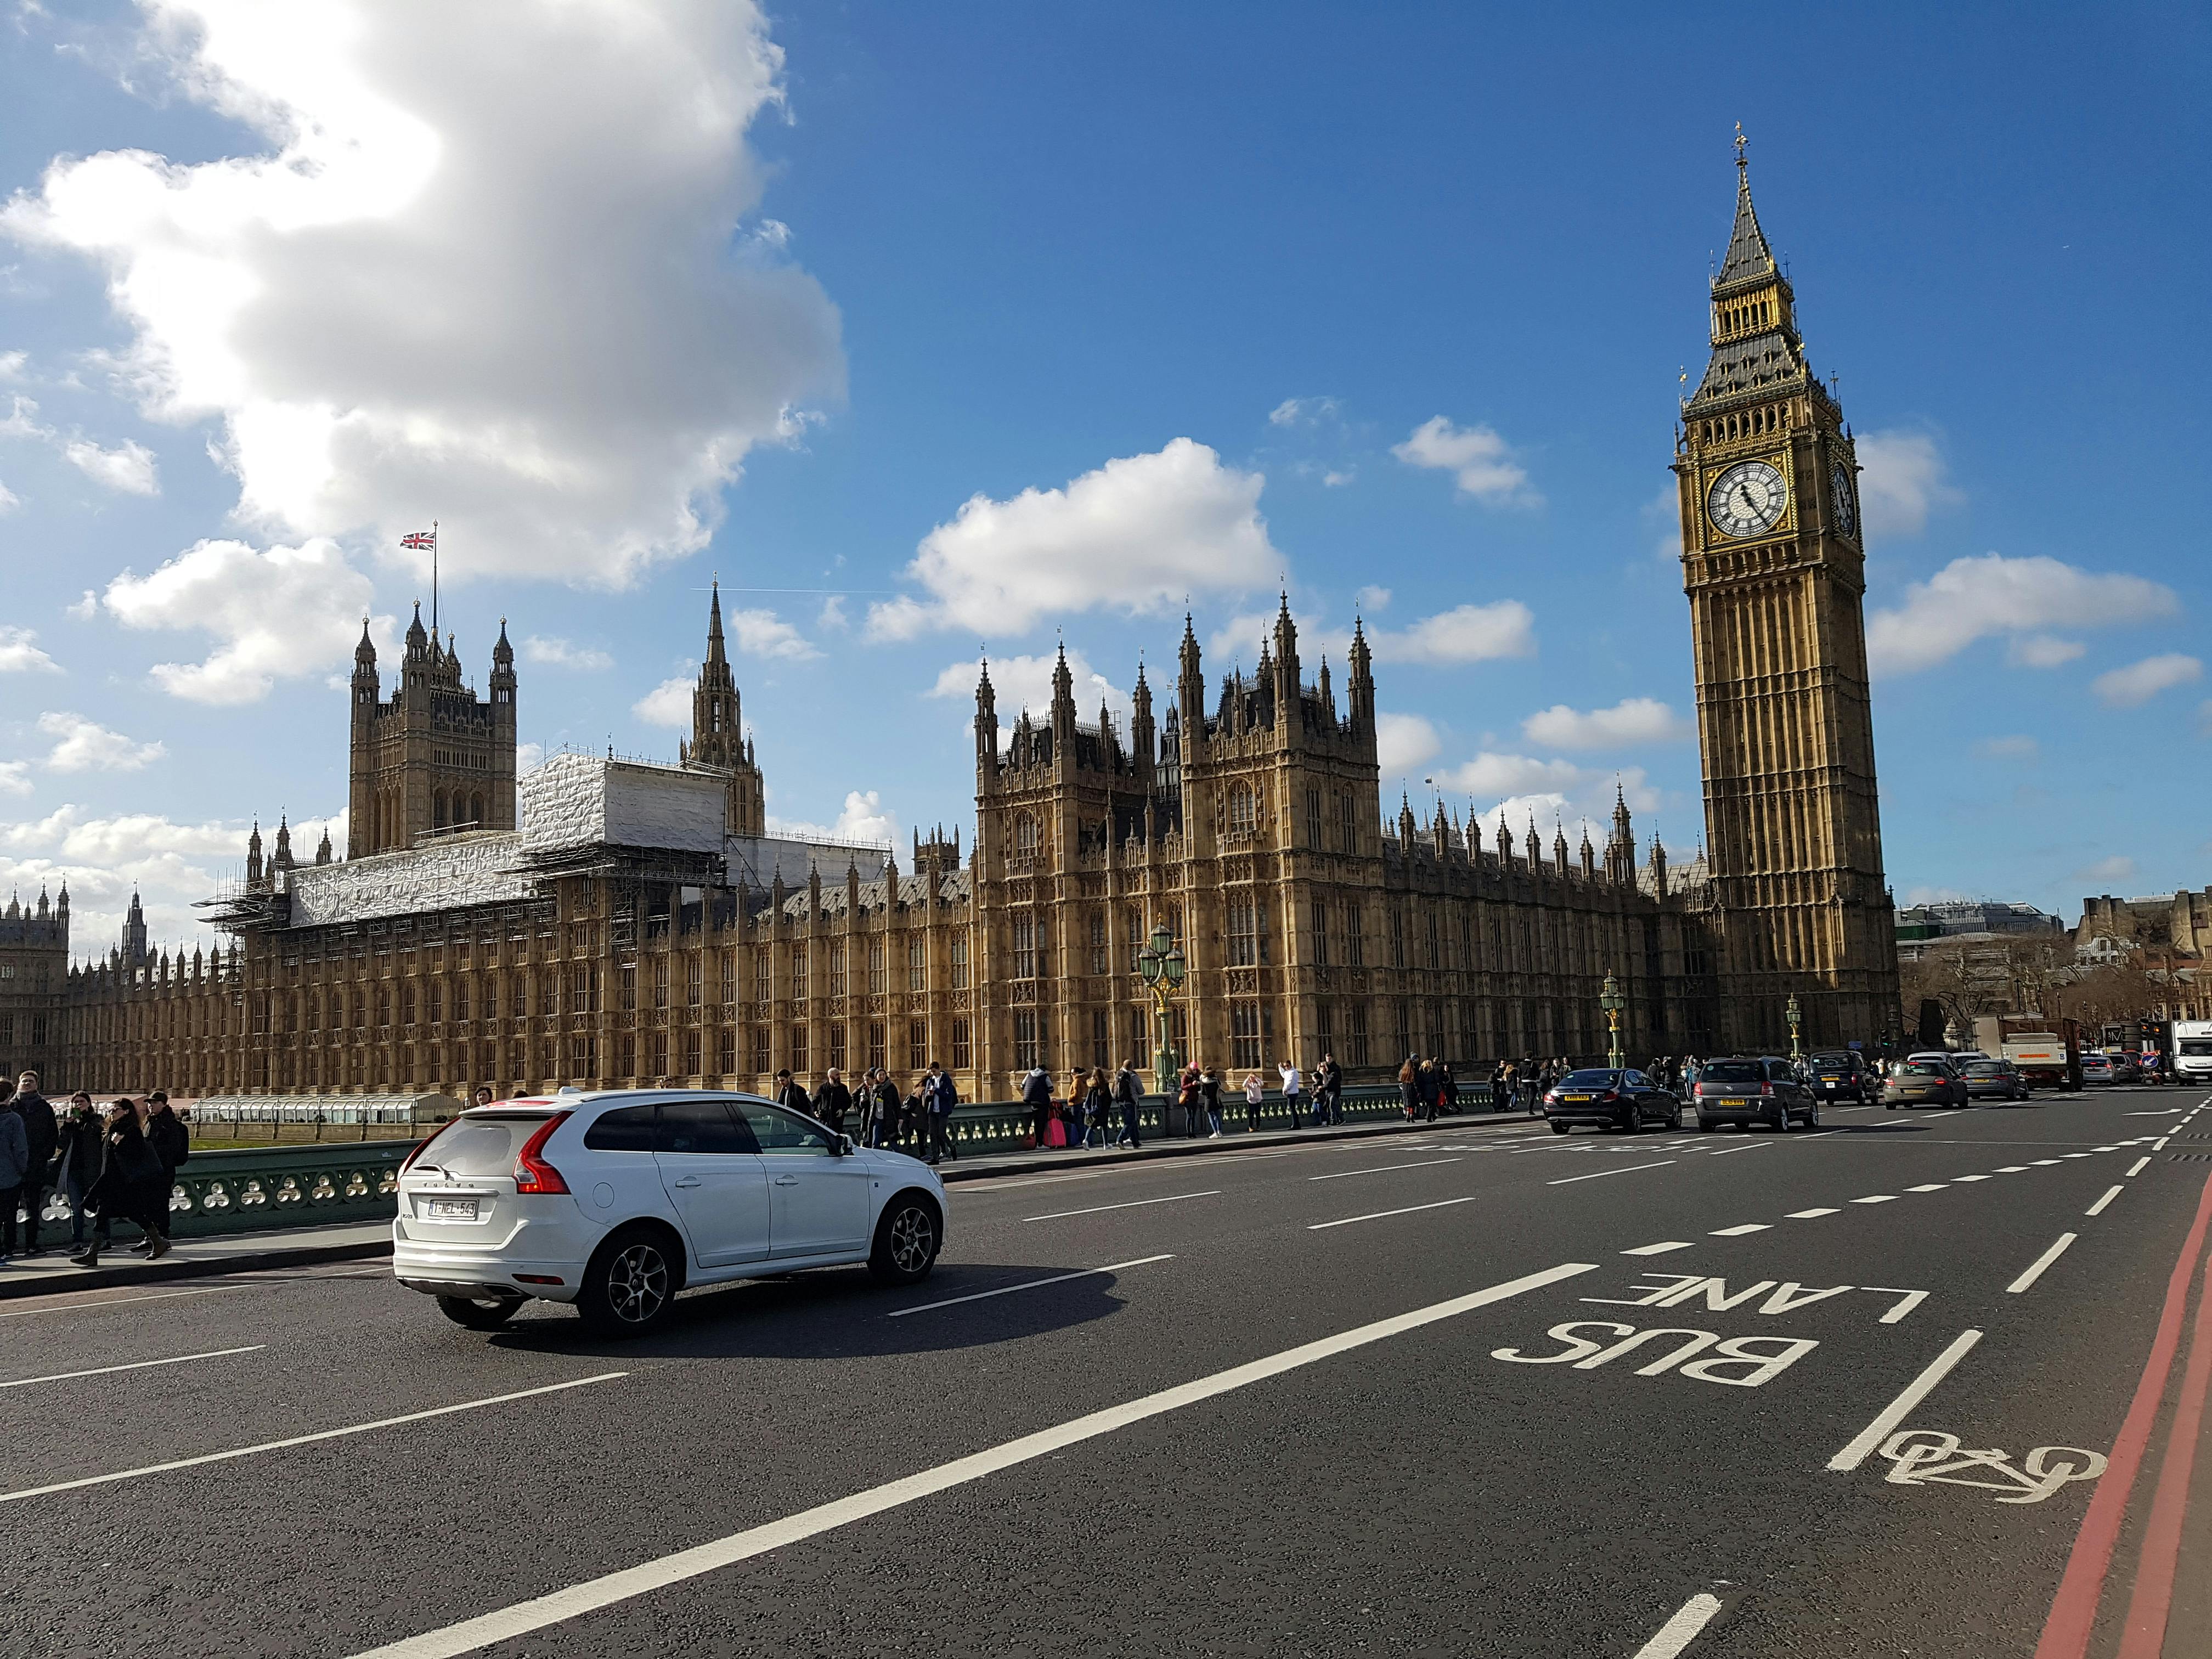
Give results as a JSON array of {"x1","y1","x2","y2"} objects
[
  {"x1": 0, "y1": 885, "x2": 69, "y2": 1085},
  {"x1": 2075, "y1": 890, "x2": 2212, "y2": 960},
  {"x1": 1895, "y1": 900, "x2": 2064, "y2": 956}
]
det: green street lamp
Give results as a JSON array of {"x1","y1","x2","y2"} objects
[
  {"x1": 1135, "y1": 920, "x2": 1187, "y2": 1096},
  {"x1": 1599, "y1": 970, "x2": 1627, "y2": 1071},
  {"x1": 1785, "y1": 992, "x2": 1803, "y2": 1060}
]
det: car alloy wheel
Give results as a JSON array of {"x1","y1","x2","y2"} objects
[
  {"x1": 870, "y1": 1194, "x2": 942, "y2": 1285},
  {"x1": 606, "y1": 1242, "x2": 669, "y2": 1325},
  {"x1": 888, "y1": 1204, "x2": 935, "y2": 1275}
]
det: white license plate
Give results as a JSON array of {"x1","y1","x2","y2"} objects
[{"x1": 425, "y1": 1198, "x2": 479, "y2": 1221}]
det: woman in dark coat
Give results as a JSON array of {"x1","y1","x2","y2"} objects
[
  {"x1": 1398, "y1": 1058, "x2": 1421, "y2": 1121},
  {"x1": 52, "y1": 1092, "x2": 105, "y2": 1248},
  {"x1": 71, "y1": 1102, "x2": 170, "y2": 1266}
]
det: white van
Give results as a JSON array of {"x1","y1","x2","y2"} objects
[{"x1": 2174, "y1": 1021, "x2": 2212, "y2": 1085}]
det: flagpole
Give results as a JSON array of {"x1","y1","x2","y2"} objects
[{"x1": 431, "y1": 519, "x2": 439, "y2": 638}]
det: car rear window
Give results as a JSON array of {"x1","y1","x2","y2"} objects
[
  {"x1": 1965, "y1": 1062, "x2": 2006, "y2": 1075},
  {"x1": 417, "y1": 1113, "x2": 549, "y2": 1177},
  {"x1": 1897, "y1": 1062, "x2": 1946, "y2": 1077},
  {"x1": 1700, "y1": 1060, "x2": 1763, "y2": 1085},
  {"x1": 1558, "y1": 1070, "x2": 1623, "y2": 1088},
  {"x1": 583, "y1": 1104, "x2": 661, "y2": 1152}
]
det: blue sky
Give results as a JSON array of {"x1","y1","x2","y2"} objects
[{"x1": 0, "y1": 1, "x2": 2206, "y2": 956}]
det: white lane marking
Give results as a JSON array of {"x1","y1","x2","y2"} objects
[
  {"x1": 1862, "y1": 1288, "x2": 1931, "y2": 1324},
  {"x1": 2093, "y1": 1147, "x2": 2120, "y2": 1153},
  {"x1": 887, "y1": 1256, "x2": 1172, "y2": 1318},
  {"x1": 1706, "y1": 1142, "x2": 1776, "y2": 1157},
  {"x1": 1828, "y1": 1328, "x2": 1985, "y2": 1471},
  {"x1": 1306, "y1": 1158, "x2": 1464, "y2": 1183},
  {"x1": 2006, "y1": 1233, "x2": 2078, "y2": 1294},
  {"x1": 1022, "y1": 1191, "x2": 1219, "y2": 1223},
  {"x1": 2032, "y1": 1159, "x2": 2064, "y2": 1167},
  {"x1": 1787, "y1": 1207, "x2": 1841, "y2": 1218},
  {"x1": 1953, "y1": 1175, "x2": 1991, "y2": 1182},
  {"x1": 1996, "y1": 1165, "x2": 2032, "y2": 1173},
  {"x1": 960, "y1": 1170, "x2": 1115, "y2": 1192},
  {"x1": 1548, "y1": 1160, "x2": 1678, "y2": 1186},
  {"x1": 1622, "y1": 1242, "x2": 1696, "y2": 1256},
  {"x1": 2084, "y1": 1187, "x2": 2124, "y2": 1218},
  {"x1": 2154, "y1": 1138, "x2": 2171, "y2": 1150},
  {"x1": 0, "y1": 1284, "x2": 241, "y2": 1321},
  {"x1": 1307, "y1": 1195, "x2": 1483, "y2": 1231},
  {"x1": 0, "y1": 1344, "x2": 265, "y2": 1390},
  {"x1": 0, "y1": 1373, "x2": 627, "y2": 1504},
  {"x1": 1630, "y1": 1592, "x2": 1725, "y2": 1658},
  {"x1": 343, "y1": 1263, "x2": 1602, "y2": 1659},
  {"x1": 1852, "y1": 1195, "x2": 1898, "y2": 1205},
  {"x1": 1906, "y1": 1184, "x2": 1949, "y2": 1193},
  {"x1": 1709, "y1": 1224, "x2": 1770, "y2": 1236},
  {"x1": 2128, "y1": 1157, "x2": 2153, "y2": 1177}
]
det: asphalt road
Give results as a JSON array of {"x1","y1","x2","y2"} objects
[{"x1": 8, "y1": 1087, "x2": 2212, "y2": 1659}]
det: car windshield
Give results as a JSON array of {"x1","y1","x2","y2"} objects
[
  {"x1": 1965, "y1": 1062, "x2": 2006, "y2": 1075},
  {"x1": 1557, "y1": 1070, "x2": 1623, "y2": 1089},
  {"x1": 1700, "y1": 1060, "x2": 1764, "y2": 1085},
  {"x1": 414, "y1": 1111, "x2": 551, "y2": 1177},
  {"x1": 1896, "y1": 1062, "x2": 1947, "y2": 1077}
]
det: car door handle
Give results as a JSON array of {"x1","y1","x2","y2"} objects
[
  {"x1": 672, "y1": 1176, "x2": 702, "y2": 1189},
  {"x1": 773, "y1": 1175, "x2": 800, "y2": 1186}
]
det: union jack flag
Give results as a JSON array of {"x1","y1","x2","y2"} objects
[{"x1": 400, "y1": 529, "x2": 436, "y2": 550}]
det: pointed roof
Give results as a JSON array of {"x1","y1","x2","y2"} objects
[
  {"x1": 707, "y1": 579, "x2": 727, "y2": 661},
  {"x1": 1715, "y1": 134, "x2": 1777, "y2": 289}
]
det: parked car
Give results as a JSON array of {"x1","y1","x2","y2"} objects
[
  {"x1": 2080, "y1": 1052, "x2": 2115, "y2": 1086},
  {"x1": 1543, "y1": 1068, "x2": 1684, "y2": 1135},
  {"x1": 1804, "y1": 1049, "x2": 1872, "y2": 1105},
  {"x1": 1693, "y1": 1056, "x2": 1820, "y2": 1132},
  {"x1": 1883, "y1": 1058, "x2": 1967, "y2": 1109},
  {"x1": 2105, "y1": 1051, "x2": 2143, "y2": 1084},
  {"x1": 392, "y1": 1088, "x2": 949, "y2": 1335},
  {"x1": 1960, "y1": 1058, "x2": 2030, "y2": 1102}
]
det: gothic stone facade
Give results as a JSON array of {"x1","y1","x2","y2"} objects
[{"x1": 55, "y1": 153, "x2": 1898, "y2": 1101}]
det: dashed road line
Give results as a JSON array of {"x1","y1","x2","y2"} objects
[
  {"x1": 1307, "y1": 1158, "x2": 1463, "y2": 1183},
  {"x1": 888, "y1": 1255, "x2": 1172, "y2": 1318},
  {"x1": 0, "y1": 1345, "x2": 266, "y2": 1390},
  {"x1": 1829, "y1": 1328, "x2": 1984, "y2": 1471},
  {"x1": 1023, "y1": 1192, "x2": 1220, "y2": 1223},
  {"x1": 1549, "y1": 1160, "x2": 1677, "y2": 1186},
  {"x1": 2129, "y1": 1158, "x2": 2153, "y2": 1177},
  {"x1": 1954, "y1": 1175, "x2": 1992, "y2": 1182},
  {"x1": 1630, "y1": 1593, "x2": 1725, "y2": 1658},
  {"x1": 1852, "y1": 1195, "x2": 1899, "y2": 1205},
  {"x1": 1788, "y1": 1207, "x2": 1841, "y2": 1218},
  {"x1": 1623, "y1": 1242, "x2": 1696, "y2": 1256},
  {"x1": 1906, "y1": 1184, "x2": 1949, "y2": 1193},
  {"x1": 1308, "y1": 1195, "x2": 1484, "y2": 1232},
  {"x1": 2085, "y1": 1187, "x2": 2124, "y2": 1218},
  {"x1": 1709, "y1": 1223, "x2": 1770, "y2": 1236},
  {"x1": 2007, "y1": 1233, "x2": 2078, "y2": 1294}
]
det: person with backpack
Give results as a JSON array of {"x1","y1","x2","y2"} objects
[
  {"x1": 1021, "y1": 1064, "x2": 1054, "y2": 1149},
  {"x1": 1080, "y1": 1067, "x2": 1112, "y2": 1149},
  {"x1": 1113, "y1": 1062, "x2": 1144, "y2": 1149},
  {"x1": 72, "y1": 1101, "x2": 170, "y2": 1266},
  {"x1": 136, "y1": 1091, "x2": 190, "y2": 1256}
]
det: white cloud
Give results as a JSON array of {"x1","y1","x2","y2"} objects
[
  {"x1": 1434, "y1": 751, "x2": 1589, "y2": 799},
  {"x1": 867, "y1": 438, "x2": 1276, "y2": 640},
  {"x1": 0, "y1": 762, "x2": 30, "y2": 796},
  {"x1": 0, "y1": 625, "x2": 60, "y2": 674},
  {"x1": 516, "y1": 741, "x2": 545, "y2": 776},
  {"x1": 0, "y1": 394, "x2": 42, "y2": 439},
  {"x1": 1426, "y1": 754, "x2": 1661, "y2": 850},
  {"x1": 634, "y1": 672, "x2": 697, "y2": 728},
  {"x1": 0, "y1": 351, "x2": 24, "y2": 381},
  {"x1": 3, "y1": 0, "x2": 843, "y2": 588},
  {"x1": 727, "y1": 607, "x2": 819, "y2": 662},
  {"x1": 2006, "y1": 634, "x2": 2085, "y2": 669},
  {"x1": 1974, "y1": 735, "x2": 2040, "y2": 761},
  {"x1": 99, "y1": 537, "x2": 381, "y2": 704},
  {"x1": 1374, "y1": 712, "x2": 1440, "y2": 775},
  {"x1": 1865, "y1": 553, "x2": 2178, "y2": 677},
  {"x1": 38, "y1": 711, "x2": 165, "y2": 773},
  {"x1": 1355, "y1": 586, "x2": 1391, "y2": 613},
  {"x1": 66, "y1": 591, "x2": 98, "y2": 620},
  {"x1": 0, "y1": 479, "x2": 17, "y2": 514},
  {"x1": 521, "y1": 635, "x2": 613, "y2": 672},
  {"x1": 928, "y1": 651, "x2": 1132, "y2": 744},
  {"x1": 1372, "y1": 601, "x2": 1537, "y2": 665},
  {"x1": 1392, "y1": 416, "x2": 1538, "y2": 506},
  {"x1": 1854, "y1": 430, "x2": 1962, "y2": 539},
  {"x1": 1268, "y1": 396, "x2": 1338, "y2": 427},
  {"x1": 61, "y1": 436, "x2": 158, "y2": 495},
  {"x1": 1321, "y1": 469, "x2": 1353, "y2": 488},
  {"x1": 816, "y1": 595, "x2": 849, "y2": 631},
  {"x1": 766, "y1": 789, "x2": 897, "y2": 847},
  {"x1": 1521, "y1": 697, "x2": 1691, "y2": 750},
  {"x1": 2092, "y1": 653, "x2": 2202, "y2": 709},
  {"x1": 2074, "y1": 854, "x2": 2137, "y2": 885}
]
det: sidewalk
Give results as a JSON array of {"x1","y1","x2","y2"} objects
[
  {"x1": 0, "y1": 1221, "x2": 392, "y2": 1300},
  {"x1": 0, "y1": 1107, "x2": 1547, "y2": 1300}
]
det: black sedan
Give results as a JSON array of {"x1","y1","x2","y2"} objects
[
  {"x1": 1961, "y1": 1058, "x2": 2031, "y2": 1102},
  {"x1": 1543, "y1": 1068, "x2": 1683, "y2": 1135}
]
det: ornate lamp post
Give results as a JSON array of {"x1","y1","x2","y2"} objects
[
  {"x1": 1600, "y1": 971, "x2": 1626, "y2": 1070},
  {"x1": 1135, "y1": 921, "x2": 1187, "y2": 1096},
  {"x1": 1786, "y1": 992, "x2": 1804, "y2": 1060}
]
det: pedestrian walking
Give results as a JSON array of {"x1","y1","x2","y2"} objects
[
  {"x1": 811, "y1": 1068, "x2": 853, "y2": 1137},
  {"x1": 1199, "y1": 1064, "x2": 1223, "y2": 1137},
  {"x1": 1114, "y1": 1062, "x2": 1144, "y2": 1149},
  {"x1": 1491, "y1": 1060, "x2": 1510, "y2": 1112},
  {"x1": 1278, "y1": 1059, "x2": 1304, "y2": 1129},
  {"x1": 72, "y1": 1102, "x2": 170, "y2": 1266},
  {"x1": 1174, "y1": 1061, "x2": 1201, "y2": 1137},
  {"x1": 1314, "y1": 1052, "x2": 1342, "y2": 1125},
  {"x1": 8, "y1": 1070, "x2": 55, "y2": 1259},
  {"x1": 52, "y1": 1092, "x2": 103, "y2": 1249},
  {"x1": 1022, "y1": 1064, "x2": 1054, "y2": 1149},
  {"x1": 1416, "y1": 1058, "x2": 1440, "y2": 1122},
  {"x1": 134, "y1": 1091, "x2": 189, "y2": 1256},
  {"x1": 774, "y1": 1068, "x2": 811, "y2": 1116},
  {"x1": 1438, "y1": 1061, "x2": 1459, "y2": 1116},
  {"x1": 0, "y1": 1086, "x2": 29, "y2": 1268},
  {"x1": 1398, "y1": 1058, "x2": 1421, "y2": 1122},
  {"x1": 922, "y1": 1060, "x2": 960, "y2": 1164},
  {"x1": 1081, "y1": 1068, "x2": 1111, "y2": 1149},
  {"x1": 870, "y1": 1069, "x2": 903, "y2": 1149},
  {"x1": 1242, "y1": 1069, "x2": 1266, "y2": 1133}
]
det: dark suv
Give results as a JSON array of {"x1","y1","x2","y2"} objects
[
  {"x1": 1804, "y1": 1049, "x2": 1872, "y2": 1105},
  {"x1": 1694, "y1": 1056, "x2": 1819, "y2": 1132}
]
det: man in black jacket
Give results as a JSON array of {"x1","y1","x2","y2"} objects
[
  {"x1": 1113, "y1": 1062, "x2": 1143, "y2": 1149},
  {"x1": 137, "y1": 1091, "x2": 190, "y2": 1256},
  {"x1": 12, "y1": 1070, "x2": 57, "y2": 1258},
  {"x1": 774, "y1": 1068, "x2": 811, "y2": 1116},
  {"x1": 809, "y1": 1068, "x2": 853, "y2": 1136}
]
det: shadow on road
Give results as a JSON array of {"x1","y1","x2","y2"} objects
[{"x1": 487, "y1": 1259, "x2": 1131, "y2": 1361}]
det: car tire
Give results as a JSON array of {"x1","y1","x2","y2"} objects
[
  {"x1": 1668, "y1": 1108, "x2": 1683, "y2": 1131},
  {"x1": 1617, "y1": 1111, "x2": 1638, "y2": 1136},
  {"x1": 577, "y1": 1226, "x2": 681, "y2": 1337},
  {"x1": 1697, "y1": 1117, "x2": 1714, "y2": 1133},
  {"x1": 870, "y1": 1192, "x2": 943, "y2": 1286},
  {"x1": 436, "y1": 1294, "x2": 523, "y2": 1330},
  {"x1": 1771, "y1": 1105, "x2": 1792, "y2": 1133},
  {"x1": 1551, "y1": 1121, "x2": 1570, "y2": 1135},
  {"x1": 1806, "y1": 1101, "x2": 1821, "y2": 1129}
]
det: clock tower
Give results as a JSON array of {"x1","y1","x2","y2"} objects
[{"x1": 1673, "y1": 133, "x2": 1899, "y2": 1051}]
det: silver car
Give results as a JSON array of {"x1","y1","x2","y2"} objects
[{"x1": 1960, "y1": 1059, "x2": 2029, "y2": 1102}]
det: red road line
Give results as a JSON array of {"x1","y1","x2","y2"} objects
[
  {"x1": 2034, "y1": 1167, "x2": 2212, "y2": 1659},
  {"x1": 2114, "y1": 1248, "x2": 2212, "y2": 1659}
]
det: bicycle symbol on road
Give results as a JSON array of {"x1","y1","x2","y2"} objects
[{"x1": 1876, "y1": 1430, "x2": 2107, "y2": 1505}]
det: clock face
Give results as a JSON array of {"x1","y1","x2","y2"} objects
[
  {"x1": 1707, "y1": 459, "x2": 1788, "y2": 539},
  {"x1": 1831, "y1": 462, "x2": 1858, "y2": 539}
]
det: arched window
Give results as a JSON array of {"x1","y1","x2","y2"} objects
[
  {"x1": 1012, "y1": 813, "x2": 1039, "y2": 869},
  {"x1": 1228, "y1": 781, "x2": 1256, "y2": 835},
  {"x1": 433, "y1": 791, "x2": 447, "y2": 829}
]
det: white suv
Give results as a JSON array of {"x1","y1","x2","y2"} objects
[{"x1": 392, "y1": 1088, "x2": 947, "y2": 1335}]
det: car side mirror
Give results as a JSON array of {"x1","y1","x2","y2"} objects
[{"x1": 836, "y1": 1134, "x2": 856, "y2": 1157}]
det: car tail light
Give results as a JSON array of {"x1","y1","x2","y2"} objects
[
  {"x1": 1595, "y1": 1091, "x2": 1618, "y2": 1104},
  {"x1": 1692, "y1": 1082, "x2": 1707, "y2": 1096},
  {"x1": 1760, "y1": 1081, "x2": 1774, "y2": 1096},
  {"x1": 513, "y1": 1110, "x2": 573, "y2": 1194}
]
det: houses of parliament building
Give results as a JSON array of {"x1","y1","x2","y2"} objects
[{"x1": 9, "y1": 151, "x2": 1903, "y2": 1103}]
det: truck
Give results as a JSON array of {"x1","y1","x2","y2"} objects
[
  {"x1": 2174, "y1": 1020, "x2": 2212, "y2": 1087},
  {"x1": 1993, "y1": 1015, "x2": 2083, "y2": 1091}
]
